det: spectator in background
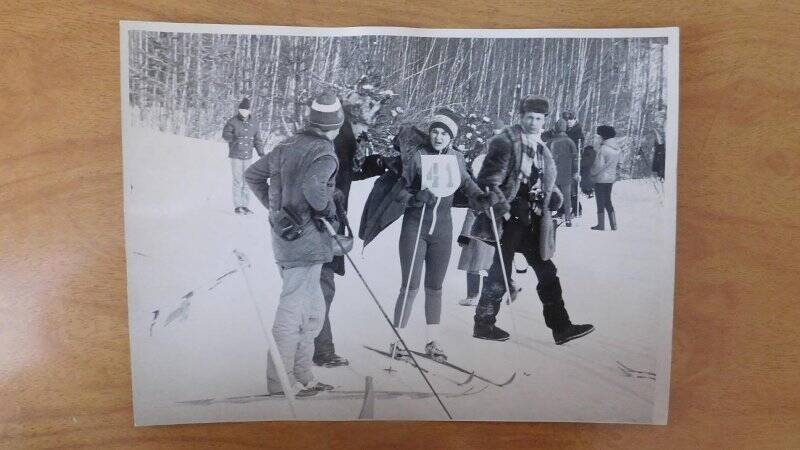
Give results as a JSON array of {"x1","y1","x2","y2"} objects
[
  {"x1": 548, "y1": 119, "x2": 580, "y2": 226},
  {"x1": 590, "y1": 125, "x2": 622, "y2": 231},
  {"x1": 222, "y1": 98, "x2": 264, "y2": 215}
]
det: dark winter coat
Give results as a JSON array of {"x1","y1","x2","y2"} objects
[
  {"x1": 543, "y1": 123, "x2": 583, "y2": 147},
  {"x1": 468, "y1": 125, "x2": 562, "y2": 261},
  {"x1": 651, "y1": 127, "x2": 666, "y2": 179},
  {"x1": 549, "y1": 132, "x2": 579, "y2": 185},
  {"x1": 327, "y1": 120, "x2": 386, "y2": 274},
  {"x1": 223, "y1": 114, "x2": 264, "y2": 159},
  {"x1": 566, "y1": 123, "x2": 585, "y2": 148},
  {"x1": 359, "y1": 126, "x2": 481, "y2": 247},
  {"x1": 579, "y1": 145, "x2": 597, "y2": 192},
  {"x1": 245, "y1": 128, "x2": 338, "y2": 268}
]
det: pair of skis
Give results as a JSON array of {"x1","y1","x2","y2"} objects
[{"x1": 364, "y1": 345, "x2": 516, "y2": 388}]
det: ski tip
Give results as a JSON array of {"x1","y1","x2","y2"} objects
[
  {"x1": 458, "y1": 371, "x2": 476, "y2": 386},
  {"x1": 499, "y1": 372, "x2": 517, "y2": 386}
]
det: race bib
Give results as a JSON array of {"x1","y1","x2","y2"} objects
[{"x1": 421, "y1": 154, "x2": 460, "y2": 197}]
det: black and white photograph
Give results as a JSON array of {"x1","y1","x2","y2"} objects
[{"x1": 120, "y1": 22, "x2": 679, "y2": 425}]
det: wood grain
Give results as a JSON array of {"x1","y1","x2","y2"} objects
[{"x1": 1, "y1": 1, "x2": 799, "y2": 448}]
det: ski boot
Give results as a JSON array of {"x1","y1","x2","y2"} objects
[
  {"x1": 425, "y1": 341, "x2": 447, "y2": 362},
  {"x1": 389, "y1": 341, "x2": 410, "y2": 359},
  {"x1": 313, "y1": 353, "x2": 350, "y2": 368},
  {"x1": 306, "y1": 380, "x2": 335, "y2": 392},
  {"x1": 269, "y1": 382, "x2": 319, "y2": 398},
  {"x1": 553, "y1": 323, "x2": 595, "y2": 345}
]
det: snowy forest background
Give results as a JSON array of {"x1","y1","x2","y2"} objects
[{"x1": 127, "y1": 31, "x2": 668, "y2": 179}]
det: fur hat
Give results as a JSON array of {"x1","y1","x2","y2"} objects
[
  {"x1": 238, "y1": 98, "x2": 251, "y2": 110},
  {"x1": 596, "y1": 125, "x2": 617, "y2": 140},
  {"x1": 309, "y1": 92, "x2": 345, "y2": 131},
  {"x1": 561, "y1": 110, "x2": 576, "y2": 120},
  {"x1": 519, "y1": 95, "x2": 550, "y2": 116},
  {"x1": 429, "y1": 108, "x2": 460, "y2": 139}
]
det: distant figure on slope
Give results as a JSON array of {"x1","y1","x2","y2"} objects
[{"x1": 222, "y1": 98, "x2": 264, "y2": 215}]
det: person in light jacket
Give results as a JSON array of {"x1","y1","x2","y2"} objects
[{"x1": 590, "y1": 125, "x2": 622, "y2": 231}]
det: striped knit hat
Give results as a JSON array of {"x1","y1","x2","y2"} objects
[
  {"x1": 429, "y1": 108, "x2": 460, "y2": 139},
  {"x1": 309, "y1": 92, "x2": 345, "y2": 131}
]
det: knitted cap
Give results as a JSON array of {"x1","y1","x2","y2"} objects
[
  {"x1": 597, "y1": 125, "x2": 617, "y2": 140},
  {"x1": 309, "y1": 92, "x2": 344, "y2": 131},
  {"x1": 562, "y1": 110, "x2": 576, "y2": 120},
  {"x1": 519, "y1": 95, "x2": 550, "y2": 116},
  {"x1": 429, "y1": 108, "x2": 460, "y2": 139},
  {"x1": 554, "y1": 119, "x2": 568, "y2": 133},
  {"x1": 239, "y1": 98, "x2": 251, "y2": 110}
]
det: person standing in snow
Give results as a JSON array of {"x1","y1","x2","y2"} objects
[
  {"x1": 244, "y1": 92, "x2": 343, "y2": 397},
  {"x1": 223, "y1": 98, "x2": 264, "y2": 215},
  {"x1": 579, "y1": 143, "x2": 597, "y2": 196},
  {"x1": 313, "y1": 109, "x2": 387, "y2": 369},
  {"x1": 549, "y1": 119, "x2": 580, "y2": 226},
  {"x1": 590, "y1": 125, "x2": 622, "y2": 231},
  {"x1": 390, "y1": 108, "x2": 488, "y2": 362},
  {"x1": 469, "y1": 95, "x2": 594, "y2": 345},
  {"x1": 651, "y1": 109, "x2": 666, "y2": 181}
]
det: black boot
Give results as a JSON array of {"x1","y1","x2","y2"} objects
[
  {"x1": 473, "y1": 316, "x2": 510, "y2": 341},
  {"x1": 608, "y1": 211, "x2": 617, "y2": 231},
  {"x1": 553, "y1": 324, "x2": 595, "y2": 345},
  {"x1": 591, "y1": 212, "x2": 605, "y2": 230},
  {"x1": 473, "y1": 297, "x2": 509, "y2": 341}
]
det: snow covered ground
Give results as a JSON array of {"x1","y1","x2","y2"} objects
[{"x1": 123, "y1": 127, "x2": 675, "y2": 425}]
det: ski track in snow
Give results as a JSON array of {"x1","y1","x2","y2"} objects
[{"x1": 125, "y1": 128, "x2": 673, "y2": 424}]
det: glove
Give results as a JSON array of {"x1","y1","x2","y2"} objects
[
  {"x1": 414, "y1": 189, "x2": 438, "y2": 206},
  {"x1": 457, "y1": 235, "x2": 470, "y2": 247},
  {"x1": 492, "y1": 200, "x2": 511, "y2": 218}
]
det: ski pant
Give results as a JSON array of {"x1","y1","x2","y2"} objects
[
  {"x1": 557, "y1": 181, "x2": 573, "y2": 220},
  {"x1": 475, "y1": 216, "x2": 571, "y2": 332},
  {"x1": 266, "y1": 263, "x2": 325, "y2": 393},
  {"x1": 393, "y1": 211, "x2": 451, "y2": 328},
  {"x1": 313, "y1": 265, "x2": 336, "y2": 360},
  {"x1": 230, "y1": 157, "x2": 251, "y2": 208},
  {"x1": 594, "y1": 182, "x2": 615, "y2": 215}
]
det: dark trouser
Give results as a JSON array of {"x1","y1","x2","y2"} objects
[
  {"x1": 313, "y1": 265, "x2": 336, "y2": 359},
  {"x1": 393, "y1": 211, "x2": 452, "y2": 328},
  {"x1": 467, "y1": 272, "x2": 481, "y2": 298},
  {"x1": 594, "y1": 182, "x2": 615, "y2": 216},
  {"x1": 475, "y1": 216, "x2": 571, "y2": 332},
  {"x1": 557, "y1": 181, "x2": 573, "y2": 220}
]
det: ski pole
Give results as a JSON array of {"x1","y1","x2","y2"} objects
[
  {"x1": 233, "y1": 249, "x2": 297, "y2": 418},
  {"x1": 486, "y1": 208, "x2": 524, "y2": 373},
  {"x1": 488, "y1": 208, "x2": 515, "y2": 307},
  {"x1": 319, "y1": 218, "x2": 453, "y2": 420},
  {"x1": 392, "y1": 202, "x2": 427, "y2": 359}
]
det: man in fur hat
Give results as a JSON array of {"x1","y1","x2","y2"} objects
[{"x1": 470, "y1": 95, "x2": 594, "y2": 344}]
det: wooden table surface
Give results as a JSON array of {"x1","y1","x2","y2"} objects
[{"x1": 1, "y1": 1, "x2": 799, "y2": 448}]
